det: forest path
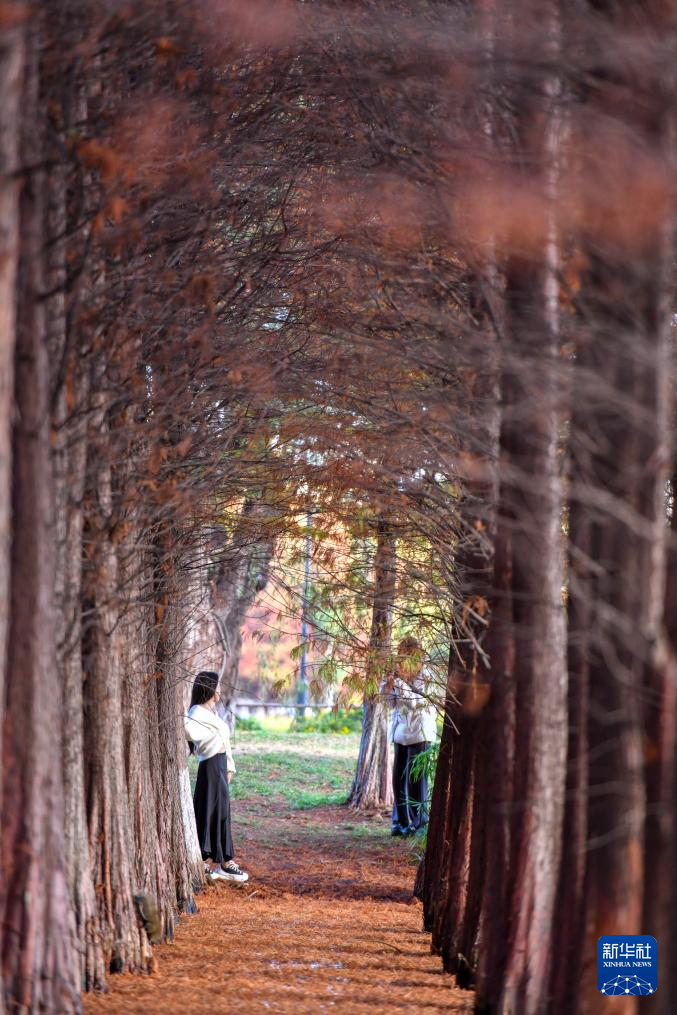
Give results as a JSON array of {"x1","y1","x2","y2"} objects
[{"x1": 84, "y1": 793, "x2": 472, "y2": 1013}]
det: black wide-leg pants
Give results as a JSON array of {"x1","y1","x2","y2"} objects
[
  {"x1": 193, "y1": 752, "x2": 234, "y2": 863},
  {"x1": 392, "y1": 740, "x2": 430, "y2": 830}
]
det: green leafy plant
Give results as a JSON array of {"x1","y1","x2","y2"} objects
[
  {"x1": 407, "y1": 741, "x2": 439, "y2": 856},
  {"x1": 409, "y1": 741, "x2": 439, "y2": 784}
]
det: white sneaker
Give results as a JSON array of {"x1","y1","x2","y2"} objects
[
  {"x1": 206, "y1": 865, "x2": 230, "y2": 883},
  {"x1": 220, "y1": 860, "x2": 249, "y2": 883}
]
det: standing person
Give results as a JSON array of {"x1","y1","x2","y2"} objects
[
  {"x1": 384, "y1": 637, "x2": 437, "y2": 837},
  {"x1": 184, "y1": 671, "x2": 249, "y2": 883}
]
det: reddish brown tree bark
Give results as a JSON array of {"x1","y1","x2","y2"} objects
[
  {"x1": 421, "y1": 371, "x2": 499, "y2": 981},
  {"x1": 0, "y1": 16, "x2": 24, "y2": 829},
  {"x1": 476, "y1": 10, "x2": 569, "y2": 1003},
  {"x1": 473, "y1": 254, "x2": 567, "y2": 1013},
  {"x1": 548, "y1": 488, "x2": 590, "y2": 1014},
  {"x1": 1, "y1": 22, "x2": 80, "y2": 1011},
  {"x1": 574, "y1": 266, "x2": 670, "y2": 1014},
  {"x1": 473, "y1": 517, "x2": 515, "y2": 1007},
  {"x1": 81, "y1": 412, "x2": 153, "y2": 977},
  {"x1": 212, "y1": 496, "x2": 276, "y2": 721},
  {"x1": 149, "y1": 529, "x2": 205, "y2": 908},
  {"x1": 348, "y1": 519, "x2": 396, "y2": 811},
  {"x1": 642, "y1": 481, "x2": 677, "y2": 1006},
  {"x1": 566, "y1": 5, "x2": 674, "y2": 1011}
]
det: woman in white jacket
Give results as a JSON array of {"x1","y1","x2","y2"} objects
[
  {"x1": 384, "y1": 637, "x2": 437, "y2": 837},
  {"x1": 184, "y1": 671, "x2": 249, "y2": 883}
]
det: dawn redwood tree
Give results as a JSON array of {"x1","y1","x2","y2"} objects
[
  {"x1": 348, "y1": 519, "x2": 396, "y2": 811},
  {"x1": 562, "y1": 4, "x2": 674, "y2": 1007},
  {"x1": 81, "y1": 404, "x2": 154, "y2": 975},
  {"x1": 661, "y1": 485, "x2": 677, "y2": 1005},
  {"x1": 212, "y1": 495, "x2": 277, "y2": 719},
  {"x1": 471, "y1": 479, "x2": 516, "y2": 1007},
  {"x1": 0, "y1": 12, "x2": 24, "y2": 807},
  {"x1": 0, "y1": 17, "x2": 80, "y2": 1010},
  {"x1": 422, "y1": 7, "x2": 569, "y2": 1008},
  {"x1": 39, "y1": 5, "x2": 204, "y2": 977},
  {"x1": 43, "y1": 18, "x2": 107, "y2": 985},
  {"x1": 0, "y1": 0, "x2": 308, "y2": 1000},
  {"x1": 488, "y1": 251, "x2": 567, "y2": 1015},
  {"x1": 478, "y1": 12, "x2": 569, "y2": 1011},
  {"x1": 419, "y1": 348, "x2": 499, "y2": 983},
  {"x1": 565, "y1": 232, "x2": 672, "y2": 1015}
]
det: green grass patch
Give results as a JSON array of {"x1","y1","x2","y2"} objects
[
  {"x1": 289, "y1": 708, "x2": 363, "y2": 735},
  {"x1": 187, "y1": 730, "x2": 361, "y2": 809}
]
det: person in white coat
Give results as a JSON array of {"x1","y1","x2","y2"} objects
[
  {"x1": 184, "y1": 671, "x2": 249, "y2": 883},
  {"x1": 384, "y1": 637, "x2": 437, "y2": 837}
]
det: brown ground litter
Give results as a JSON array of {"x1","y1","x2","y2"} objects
[{"x1": 84, "y1": 799, "x2": 473, "y2": 1014}]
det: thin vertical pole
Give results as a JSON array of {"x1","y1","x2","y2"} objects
[{"x1": 297, "y1": 509, "x2": 312, "y2": 715}]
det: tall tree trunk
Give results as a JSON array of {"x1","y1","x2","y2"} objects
[
  {"x1": 474, "y1": 255, "x2": 567, "y2": 1013},
  {"x1": 421, "y1": 404, "x2": 498, "y2": 981},
  {"x1": 432, "y1": 721, "x2": 477, "y2": 978},
  {"x1": 567, "y1": 3, "x2": 674, "y2": 1011},
  {"x1": 473, "y1": 516, "x2": 515, "y2": 1006},
  {"x1": 666, "y1": 492, "x2": 677, "y2": 1007},
  {"x1": 348, "y1": 520, "x2": 396, "y2": 811},
  {"x1": 574, "y1": 260, "x2": 670, "y2": 1014},
  {"x1": 0, "y1": 23, "x2": 80, "y2": 1011},
  {"x1": 417, "y1": 644, "x2": 454, "y2": 930},
  {"x1": 0, "y1": 22, "x2": 24, "y2": 1006},
  {"x1": 46, "y1": 52, "x2": 105, "y2": 991},
  {"x1": 497, "y1": 277, "x2": 567, "y2": 1015},
  {"x1": 643, "y1": 478, "x2": 677, "y2": 1007},
  {"x1": 548, "y1": 489, "x2": 590, "y2": 1014},
  {"x1": 477, "y1": 9, "x2": 568, "y2": 1005},
  {"x1": 0, "y1": 15, "x2": 24, "y2": 834},
  {"x1": 150, "y1": 529, "x2": 205, "y2": 905},
  {"x1": 120, "y1": 541, "x2": 174, "y2": 941},
  {"x1": 81, "y1": 401, "x2": 152, "y2": 977},
  {"x1": 420, "y1": 0, "x2": 501, "y2": 975},
  {"x1": 212, "y1": 496, "x2": 276, "y2": 721}
]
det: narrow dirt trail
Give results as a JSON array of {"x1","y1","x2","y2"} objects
[{"x1": 84, "y1": 797, "x2": 472, "y2": 1013}]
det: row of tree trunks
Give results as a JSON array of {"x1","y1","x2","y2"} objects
[
  {"x1": 419, "y1": 364, "x2": 499, "y2": 982},
  {"x1": 0, "y1": 20, "x2": 81, "y2": 1011},
  {"x1": 418, "y1": 0, "x2": 501, "y2": 975},
  {"x1": 424, "y1": 3, "x2": 569, "y2": 1008},
  {"x1": 574, "y1": 8, "x2": 674, "y2": 1003},
  {"x1": 348, "y1": 519, "x2": 396, "y2": 812},
  {"x1": 1, "y1": 7, "x2": 206, "y2": 1008},
  {"x1": 445, "y1": 230, "x2": 567, "y2": 1015},
  {"x1": 561, "y1": 1, "x2": 674, "y2": 1012},
  {"x1": 563, "y1": 244, "x2": 672, "y2": 1015},
  {"x1": 423, "y1": 1, "x2": 676, "y2": 1010}
]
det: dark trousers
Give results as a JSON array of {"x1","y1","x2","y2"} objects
[
  {"x1": 193, "y1": 753, "x2": 234, "y2": 863},
  {"x1": 392, "y1": 740, "x2": 430, "y2": 830}
]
